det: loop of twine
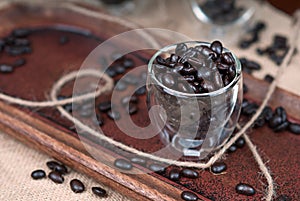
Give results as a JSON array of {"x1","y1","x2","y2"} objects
[{"x1": 0, "y1": 2, "x2": 299, "y2": 200}]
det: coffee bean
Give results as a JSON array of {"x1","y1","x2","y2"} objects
[
  {"x1": 264, "y1": 74, "x2": 274, "y2": 83},
  {"x1": 211, "y1": 162, "x2": 227, "y2": 174},
  {"x1": 242, "y1": 103, "x2": 258, "y2": 116},
  {"x1": 46, "y1": 161, "x2": 60, "y2": 170},
  {"x1": 162, "y1": 74, "x2": 176, "y2": 88},
  {"x1": 235, "y1": 137, "x2": 245, "y2": 148},
  {"x1": 14, "y1": 38, "x2": 30, "y2": 46},
  {"x1": 130, "y1": 157, "x2": 146, "y2": 165},
  {"x1": 13, "y1": 58, "x2": 26, "y2": 67},
  {"x1": 48, "y1": 171, "x2": 64, "y2": 184},
  {"x1": 105, "y1": 68, "x2": 117, "y2": 77},
  {"x1": 273, "y1": 121, "x2": 289, "y2": 132},
  {"x1": 275, "y1": 107, "x2": 287, "y2": 122},
  {"x1": 181, "y1": 168, "x2": 199, "y2": 179},
  {"x1": 70, "y1": 179, "x2": 85, "y2": 193},
  {"x1": 92, "y1": 187, "x2": 108, "y2": 197},
  {"x1": 114, "y1": 65, "x2": 126, "y2": 74},
  {"x1": 127, "y1": 103, "x2": 138, "y2": 115},
  {"x1": 175, "y1": 43, "x2": 188, "y2": 56},
  {"x1": 0, "y1": 64, "x2": 14, "y2": 73},
  {"x1": 180, "y1": 65, "x2": 197, "y2": 75},
  {"x1": 210, "y1": 40, "x2": 223, "y2": 55},
  {"x1": 5, "y1": 46, "x2": 27, "y2": 56},
  {"x1": 181, "y1": 191, "x2": 198, "y2": 201},
  {"x1": 262, "y1": 106, "x2": 273, "y2": 121},
  {"x1": 288, "y1": 123, "x2": 300, "y2": 135},
  {"x1": 115, "y1": 80, "x2": 127, "y2": 91},
  {"x1": 275, "y1": 194, "x2": 292, "y2": 201},
  {"x1": 135, "y1": 86, "x2": 146, "y2": 95},
  {"x1": 169, "y1": 169, "x2": 181, "y2": 181},
  {"x1": 156, "y1": 56, "x2": 167, "y2": 65},
  {"x1": 111, "y1": 52, "x2": 124, "y2": 61},
  {"x1": 123, "y1": 58, "x2": 134, "y2": 68},
  {"x1": 92, "y1": 114, "x2": 104, "y2": 126},
  {"x1": 107, "y1": 110, "x2": 121, "y2": 120},
  {"x1": 98, "y1": 101, "x2": 111, "y2": 112},
  {"x1": 221, "y1": 52, "x2": 235, "y2": 65},
  {"x1": 269, "y1": 116, "x2": 283, "y2": 128},
  {"x1": 59, "y1": 35, "x2": 69, "y2": 45},
  {"x1": 114, "y1": 158, "x2": 132, "y2": 170},
  {"x1": 228, "y1": 145, "x2": 237, "y2": 153},
  {"x1": 121, "y1": 95, "x2": 138, "y2": 106},
  {"x1": 12, "y1": 28, "x2": 31, "y2": 38},
  {"x1": 254, "y1": 117, "x2": 265, "y2": 128},
  {"x1": 235, "y1": 183, "x2": 256, "y2": 196},
  {"x1": 149, "y1": 163, "x2": 166, "y2": 174},
  {"x1": 31, "y1": 170, "x2": 46, "y2": 180}
]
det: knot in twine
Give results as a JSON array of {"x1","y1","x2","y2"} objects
[{"x1": 0, "y1": 3, "x2": 299, "y2": 200}]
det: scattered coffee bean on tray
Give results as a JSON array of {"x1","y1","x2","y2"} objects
[
  {"x1": 92, "y1": 187, "x2": 108, "y2": 198},
  {"x1": 48, "y1": 171, "x2": 64, "y2": 184},
  {"x1": 107, "y1": 109, "x2": 121, "y2": 120},
  {"x1": 46, "y1": 161, "x2": 68, "y2": 174},
  {"x1": 239, "y1": 21, "x2": 266, "y2": 49},
  {"x1": 235, "y1": 137, "x2": 245, "y2": 148},
  {"x1": 114, "y1": 158, "x2": 133, "y2": 170},
  {"x1": 127, "y1": 103, "x2": 138, "y2": 115},
  {"x1": 98, "y1": 101, "x2": 112, "y2": 112},
  {"x1": 70, "y1": 179, "x2": 85, "y2": 193},
  {"x1": 228, "y1": 144, "x2": 237, "y2": 153},
  {"x1": 115, "y1": 80, "x2": 127, "y2": 91},
  {"x1": 181, "y1": 191, "x2": 198, "y2": 201},
  {"x1": 121, "y1": 95, "x2": 138, "y2": 106},
  {"x1": 123, "y1": 58, "x2": 134, "y2": 69},
  {"x1": 149, "y1": 163, "x2": 166, "y2": 174},
  {"x1": 288, "y1": 122, "x2": 300, "y2": 135},
  {"x1": 92, "y1": 114, "x2": 104, "y2": 127},
  {"x1": 169, "y1": 169, "x2": 181, "y2": 181},
  {"x1": 211, "y1": 162, "x2": 227, "y2": 174},
  {"x1": 0, "y1": 64, "x2": 14, "y2": 73},
  {"x1": 235, "y1": 183, "x2": 256, "y2": 196},
  {"x1": 264, "y1": 74, "x2": 274, "y2": 83},
  {"x1": 130, "y1": 157, "x2": 146, "y2": 166},
  {"x1": 46, "y1": 161, "x2": 60, "y2": 170},
  {"x1": 134, "y1": 86, "x2": 146, "y2": 95},
  {"x1": 12, "y1": 28, "x2": 31, "y2": 38},
  {"x1": 31, "y1": 169, "x2": 46, "y2": 180},
  {"x1": 13, "y1": 58, "x2": 26, "y2": 67},
  {"x1": 181, "y1": 168, "x2": 199, "y2": 179}
]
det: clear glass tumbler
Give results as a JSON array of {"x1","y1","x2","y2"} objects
[{"x1": 146, "y1": 41, "x2": 243, "y2": 159}]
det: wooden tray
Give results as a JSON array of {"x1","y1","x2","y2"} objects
[{"x1": 0, "y1": 2, "x2": 299, "y2": 201}]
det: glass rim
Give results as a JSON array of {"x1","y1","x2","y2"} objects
[{"x1": 147, "y1": 41, "x2": 242, "y2": 98}]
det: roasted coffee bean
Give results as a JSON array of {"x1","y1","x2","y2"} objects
[
  {"x1": 228, "y1": 65, "x2": 236, "y2": 79},
  {"x1": 275, "y1": 194, "x2": 292, "y2": 201},
  {"x1": 115, "y1": 80, "x2": 127, "y2": 91},
  {"x1": 162, "y1": 74, "x2": 176, "y2": 88},
  {"x1": 235, "y1": 137, "x2": 245, "y2": 148},
  {"x1": 12, "y1": 28, "x2": 30, "y2": 38},
  {"x1": 123, "y1": 58, "x2": 134, "y2": 68},
  {"x1": 121, "y1": 95, "x2": 138, "y2": 106},
  {"x1": 0, "y1": 64, "x2": 14, "y2": 73},
  {"x1": 235, "y1": 183, "x2": 256, "y2": 196},
  {"x1": 59, "y1": 35, "x2": 69, "y2": 45},
  {"x1": 127, "y1": 103, "x2": 138, "y2": 115},
  {"x1": 98, "y1": 101, "x2": 112, "y2": 112},
  {"x1": 210, "y1": 40, "x2": 223, "y2": 55},
  {"x1": 31, "y1": 169, "x2": 46, "y2": 180},
  {"x1": 135, "y1": 86, "x2": 146, "y2": 95},
  {"x1": 228, "y1": 145, "x2": 237, "y2": 153},
  {"x1": 130, "y1": 157, "x2": 146, "y2": 165},
  {"x1": 92, "y1": 114, "x2": 104, "y2": 126},
  {"x1": 175, "y1": 43, "x2": 188, "y2": 56},
  {"x1": 14, "y1": 38, "x2": 30, "y2": 46},
  {"x1": 114, "y1": 65, "x2": 126, "y2": 74},
  {"x1": 170, "y1": 54, "x2": 179, "y2": 63},
  {"x1": 242, "y1": 103, "x2": 258, "y2": 116},
  {"x1": 262, "y1": 106, "x2": 273, "y2": 121},
  {"x1": 246, "y1": 60, "x2": 261, "y2": 70},
  {"x1": 217, "y1": 63, "x2": 229, "y2": 72},
  {"x1": 123, "y1": 74, "x2": 139, "y2": 85},
  {"x1": 273, "y1": 121, "x2": 289, "y2": 132},
  {"x1": 183, "y1": 75, "x2": 196, "y2": 83},
  {"x1": 46, "y1": 161, "x2": 60, "y2": 170},
  {"x1": 13, "y1": 58, "x2": 26, "y2": 67},
  {"x1": 275, "y1": 107, "x2": 287, "y2": 122},
  {"x1": 269, "y1": 116, "x2": 283, "y2": 128},
  {"x1": 156, "y1": 56, "x2": 167, "y2": 65},
  {"x1": 288, "y1": 123, "x2": 300, "y2": 135},
  {"x1": 264, "y1": 74, "x2": 274, "y2": 83},
  {"x1": 105, "y1": 68, "x2": 117, "y2": 77},
  {"x1": 221, "y1": 52, "x2": 235, "y2": 65},
  {"x1": 46, "y1": 161, "x2": 68, "y2": 174},
  {"x1": 222, "y1": 74, "x2": 230, "y2": 86},
  {"x1": 114, "y1": 158, "x2": 133, "y2": 170},
  {"x1": 70, "y1": 179, "x2": 85, "y2": 193},
  {"x1": 180, "y1": 65, "x2": 197, "y2": 75},
  {"x1": 48, "y1": 171, "x2": 64, "y2": 184},
  {"x1": 211, "y1": 162, "x2": 227, "y2": 174},
  {"x1": 149, "y1": 163, "x2": 166, "y2": 174},
  {"x1": 254, "y1": 117, "x2": 265, "y2": 128},
  {"x1": 5, "y1": 46, "x2": 27, "y2": 56},
  {"x1": 181, "y1": 191, "x2": 198, "y2": 201},
  {"x1": 92, "y1": 187, "x2": 108, "y2": 197},
  {"x1": 107, "y1": 110, "x2": 121, "y2": 120},
  {"x1": 181, "y1": 168, "x2": 199, "y2": 179},
  {"x1": 169, "y1": 169, "x2": 181, "y2": 181}
]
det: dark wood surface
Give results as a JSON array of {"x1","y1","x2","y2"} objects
[
  {"x1": 0, "y1": 2, "x2": 299, "y2": 201},
  {"x1": 268, "y1": 0, "x2": 300, "y2": 15}
]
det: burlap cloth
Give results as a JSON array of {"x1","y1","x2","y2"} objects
[{"x1": 0, "y1": 1, "x2": 299, "y2": 201}]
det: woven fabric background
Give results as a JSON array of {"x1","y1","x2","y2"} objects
[{"x1": 0, "y1": 1, "x2": 299, "y2": 201}]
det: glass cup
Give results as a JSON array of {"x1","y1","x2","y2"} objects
[
  {"x1": 189, "y1": 0, "x2": 261, "y2": 44},
  {"x1": 146, "y1": 41, "x2": 243, "y2": 159}
]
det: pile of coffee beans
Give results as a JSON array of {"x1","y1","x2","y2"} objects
[
  {"x1": 31, "y1": 160, "x2": 108, "y2": 197},
  {"x1": 199, "y1": 0, "x2": 244, "y2": 25},
  {"x1": 239, "y1": 57, "x2": 261, "y2": 74},
  {"x1": 0, "y1": 28, "x2": 31, "y2": 73},
  {"x1": 154, "y1": 41, "x2": 237, "y2": 94},
  {"x1": 256, "y1": 34, "x2": 289, "y2": 65},
  {"x1": 239, "y1": 21, "x2": 266, "y2": 49}
]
